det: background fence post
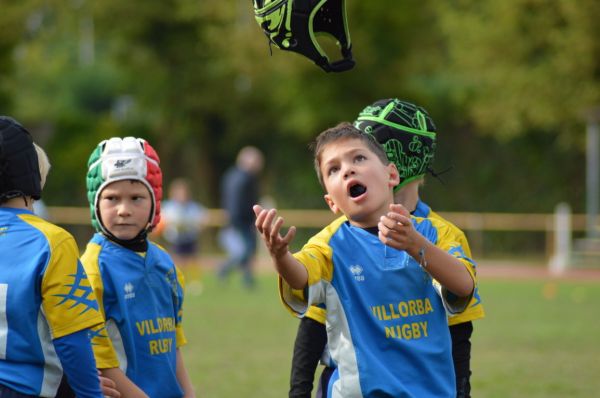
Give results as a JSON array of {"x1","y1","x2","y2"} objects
[{"x1": 549, "y1": 202, "x2": 572, "y2": 275}]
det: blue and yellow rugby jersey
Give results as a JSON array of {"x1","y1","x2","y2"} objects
[
  {"x1": 414, "y1": 200, "x2": 485, "y2": 325},
  {"x1": 82, "y1": 233, "x2": 186, "y2": 398},
  {"x1": 280, "y1": 216, "x2": 476, "y2": 398},
  {"x1": 0, "y1": 208, "x2": 104, "y2": 396},
  {"x1": 302, "y1": 207, "x2": 479, "y2": 326}
]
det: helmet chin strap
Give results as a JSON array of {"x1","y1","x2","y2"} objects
[
  {"x1": 100, "y1": 224, "x2": 149, "y2": 251},
  {"x1": 97, "y1": 211, "x2": 153, "y2": 250}
]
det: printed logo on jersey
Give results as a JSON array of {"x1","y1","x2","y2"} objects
[
  {"x1": 371, "y1": 298, "x2": 434, "y2": 341},
  {"x1": 0, "y1": 226, "x2": 7, "y2": 237},
  {"x1": 53, "y1": 261, "x2": 99, "y2": 314},
  {"x1": 349, "y1": 264, "x2": 365, "y2": 282},
  {"x1": 136, "y1": 316, "x2": 177, "y2": 355},
  {"x1": 124, "y1": 282, "x2": 135, "y2": 299}
]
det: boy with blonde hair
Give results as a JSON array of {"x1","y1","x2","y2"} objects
[{"x1": 0, "y1": 116, "x2": 116, "y2": 397}]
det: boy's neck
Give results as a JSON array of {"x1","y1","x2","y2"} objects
[
  {"x1": 393, "y1": 180, "x2": 421, "y2": 213},
  {"x1": 346, "y1": 196, "x2": 394, "y2": 229},
  {"x1": 0, "y1": 196, "x2": 34, "y2": 211}
]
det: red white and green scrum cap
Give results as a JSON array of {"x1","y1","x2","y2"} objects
[{"x1": 86, "y1": 137, "x2": 163, "y2": 234}]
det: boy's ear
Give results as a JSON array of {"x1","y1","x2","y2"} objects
[
  {"x1": 324, "y1": 193, "x2": 340, "y2": 214},
  {"x1": 388, "y1": 163, "x2": 400, "y2": 188}
]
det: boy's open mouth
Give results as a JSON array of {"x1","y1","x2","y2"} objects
[{"x1": 349, "y1": 183, "x2": 367, "y2": 198}]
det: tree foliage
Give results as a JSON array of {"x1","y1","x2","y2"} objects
[{"x1": 0, "y1": 0, "x2": 597, "y2": 212}]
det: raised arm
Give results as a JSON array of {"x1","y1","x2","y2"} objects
[
  {"x1": 253, "y1": 205, "x2": 308, "y2": 289},
  {"x1": 378, "y1": 203, "x2": 474, "y2": 297}
]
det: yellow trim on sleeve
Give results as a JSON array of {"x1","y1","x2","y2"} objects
[
  {"x1": 22, "y1": 215, "x2": 104, "y2": 339},
  {"x1": 305, "y1": 306, "x2": 326, "y2": 324},
  {"x1": 81, "y1": 241, "x2": 120, "y2": 367},
  {"x1": 427, "y1": 212, "x2": 485, "y2": 323}
]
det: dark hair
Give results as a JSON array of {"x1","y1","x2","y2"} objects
[{"x1": 311, "y1": 122, "x2": 389, "y2": 188}]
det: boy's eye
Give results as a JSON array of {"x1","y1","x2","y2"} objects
[
  {"x1": 354, "y1": 154, "x2": 366, "y2": 162},
  {"x1": 327, "y1": 166, "x2": 339, "y2": 176}
]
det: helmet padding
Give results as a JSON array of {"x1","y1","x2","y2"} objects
[
  {"x1": 253, "y1": 0, "x2": 354, "y2": 72},
  {"x1": 0, "y1": 116, "x2": 42, "y2": 203},
  {"x1": 86, "y1": 137, "x2": 162, "y2": 235},
  {"x1": 354, "y1": 99, "x2": 437, "y2": 191}
]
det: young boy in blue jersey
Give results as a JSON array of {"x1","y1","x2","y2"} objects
[
  {"x1": 255, "y1": 122, "x2": 475, "y2": 397},
  {"x1": 356, "y1": 98, "x2": 484, "y2": 396},
  {"x1": 81, "y1": 137, "x2": 196, "y2": 397},
  {"x1": 289, "y1": 99, "x2": 485, "y2": 398},
  {"x1": 0, "y1": 116, "x2": 118, "y2": 397}
]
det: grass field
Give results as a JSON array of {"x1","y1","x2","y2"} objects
[{"x1": 179, "y1": 266, "x2": 600, "y2": 398}]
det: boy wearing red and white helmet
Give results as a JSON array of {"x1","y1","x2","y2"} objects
[{"x1": 82, "y1": 137, "x2": 195, "y2": 397}]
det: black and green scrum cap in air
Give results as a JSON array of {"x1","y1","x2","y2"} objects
[
  {"x1": 253, "y1": 0, "x2": 355, "y2": 72},
  {"x1": 354, "y1": 99, "x2": 437, "y2": 191}
]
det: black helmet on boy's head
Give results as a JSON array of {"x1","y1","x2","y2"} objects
[
  {"x1": 253, "y1": 0, "x2": 355, "y2": 73},
  {"x1": 0, "y1": 116, "x2": 41, "y2": 203},
  {"x1": 354, "y1": 99, "x2": 437, "y2": 191}
]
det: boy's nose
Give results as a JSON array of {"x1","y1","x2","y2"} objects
[
  {"x1": 343, "y1": 167, "x2": 356, "y2": 179},
  {"x1": 117, "y1": 204, "x2": 132, "y2": 216}
]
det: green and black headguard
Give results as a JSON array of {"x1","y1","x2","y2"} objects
[
  {"x1": 354, "y1": 99, "x2": 437, "y2": 191},
  {"x1": 253, "y1": 0, "x2": 354, "y2": 72}
]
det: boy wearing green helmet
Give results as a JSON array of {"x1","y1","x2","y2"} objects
[
  {"x1": 356, "y1": 98, "x2": 484, "y2": 397},
  {"x1": 289, "y1": 99, "x2": 483, "y2": 398}
]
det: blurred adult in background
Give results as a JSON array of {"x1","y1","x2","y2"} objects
[
  {"x1": 161, "y1": 178, "x2": 208, "y2": 272},
  {"x1": 218, "y1": 146, "x2": 264, "y2": 289}
]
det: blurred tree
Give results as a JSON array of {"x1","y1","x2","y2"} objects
[
  {"x1": 435, "y1": 0, "x2": 600, "y2": 141},
  {"x1": 0, "y1": 0, "x2": 596, "y2": 214}
]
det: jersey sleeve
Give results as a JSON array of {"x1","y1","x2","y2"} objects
[
  {"x1": 80, "y1": 242, "x2": 120, "y2": 369},
  {"x1": 174, "y1": 265, "x2": 187, "y2": 348},
  {"x1": 53, "y1": 329, "x2": 104, "y2": 397},
  {"x1": 41, "y1": 235, "x2": 104, "y2": 339},
  {"x1": 428, "y1": 210, "x2": 485, "y2": 324},
  {"x1": 305, "y1": 305, "x2": 327, "y2": 325},
  {"x1": 279, "y1": 222, "x2": 338, "y2": 317},
  {"x1": 89, "y1": 324, "x2": 120, "y2": 369},
  {"x1": 428, "y1": 219, "x2": 477, "y2": 315}
]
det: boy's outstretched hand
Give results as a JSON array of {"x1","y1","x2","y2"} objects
[
  {"x1": 378, "y1": 203, "x2": 425, "y2": 253},
  {"x1": 253, "y1": 205, "x2": 297, "y2": 261}
]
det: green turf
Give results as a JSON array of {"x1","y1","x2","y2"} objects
[{"x1": 180, "y1": 270, "x2": 600, "y2": 397}]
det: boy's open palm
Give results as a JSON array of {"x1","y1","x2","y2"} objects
[
  {"x1": 253, "y1": 205, "x2": 297, "y2": 260},
  {"x1": 378, "y1": 203, "x2": 422, "y2": 252}
]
